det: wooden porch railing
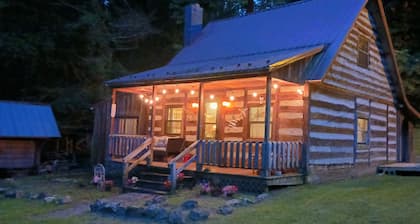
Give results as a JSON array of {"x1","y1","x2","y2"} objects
[
  {"x1": 197, "y1": 140, "x2": 302, "y2": 171},
  {"x1": 168, "y1": 140, "x2": 199, "y2": 192},
  {"x1": 109, "y1": 134, "x2": 148, "y2": 158},
  {"x1": 122, "y1": 137, "x2": 153, "y2": 186}
]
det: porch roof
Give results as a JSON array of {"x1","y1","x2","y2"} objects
[
  {"x1": 107, "y1": 0, "x2": 367, "y2": 87},
  {"x1": 107, "y1": 45, "x2": 323, "y2": 87}
]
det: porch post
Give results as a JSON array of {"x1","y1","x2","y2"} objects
[
  {"x1": 196, "y1": 82, "x2": 204, "y2": 171},
  {"x1": 149, "y1": 85, "x2": 156, "y2": 165},
  {"x1": 262, "y1": 75, "x2": 272, "y2": 177}
]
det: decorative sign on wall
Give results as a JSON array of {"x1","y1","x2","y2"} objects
[{"x1": 226, "y1": 108, "x2": 248, "y2": 128}]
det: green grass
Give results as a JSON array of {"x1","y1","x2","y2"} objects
[{"x1": 2, "y1": 174, "x2": 420, "y2": 223}]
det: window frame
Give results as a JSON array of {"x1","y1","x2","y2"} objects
[
  {"x1": 164, "y1": 105, "x2": 184, "y2": 136},
  {"x1": 357, "y1": 35, "x2": 370, "y2": 69},
  {"x1": 248, "y1": 105, "x2": 272, "y2": 140},
  {"x1": 203, "y1": 102, "x2": 219, "y2": 140},
  {"x1": 357, "y1": 117, "x2": 369, "y2": 145}
]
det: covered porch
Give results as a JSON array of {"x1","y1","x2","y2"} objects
[{"x1": 108, "y1": 75, "x2": 307, "y2": 191}]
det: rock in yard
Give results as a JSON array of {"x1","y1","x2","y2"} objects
[
  {"x1": 90, "y1": 200, "x2": 106, "y2": 212},
  {"x1": 102, "y1": 202, "x2": 122, "y2": 215},
  {"x1": 255, "y1": 193, "x2": 269, "y2": 203},
  {"x1": 37, "y1": 192, "x2": 47, "y2": 200},
  {"x1": 168, "y1": 209, "x2": 185, "y2": 224},
  {"x1": 181, "y1": 200, "x2": 198, "y2": 209},
  {"x1": 189, "y1": 208, "x2": 210, "y2": 221},
  {"x1": 240, "y1": 197, "x2": 255, "y2": 206},
  {"x1": 44, "y1": 196, "x2": 57, "y2": 203},
  {"x1": 225, "y1": 199, "x2": 241, "y2": 207},
  {"x1": 61, "y1": 195, "x2": 72, "y2": 204},
  {"x1": 144, "y1": 204, "x2": 167, "y2": 219},
  {"x1": 126, "y1": 206, "x2": 145, "y2": 218},
  {"x1": 4, "y1": 190, "x2": 16, "y2": 198},
  {"x1": 217, "y1": 205, "x2": 234, "y2": 215}
]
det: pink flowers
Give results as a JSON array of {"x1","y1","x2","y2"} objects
[{"x1": 222, "y1": 185, "x2": 238, "y2": 197}]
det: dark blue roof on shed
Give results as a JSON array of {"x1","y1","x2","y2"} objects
[
  {"x1": 0, "y1": 102, "x2": 61, "y2": 138},
  {"x1": 107, "y1": 0, "x2": 367, "y2": 87}
]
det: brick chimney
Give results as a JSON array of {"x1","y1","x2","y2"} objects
[{"x1": 184, "y1": 4, "x2": 203, "y2": 46}]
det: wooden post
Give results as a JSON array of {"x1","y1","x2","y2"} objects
[
  {"x1": 196, "y1": 82, "x2": 203, "y2": 172},
  {"x1": 302, "y1": 82, "x2": 310, "y2": 176},
  {"x1": 262, "y1": 75, "x2": 272, "y2": 177},
  {"x1": 169, "y1": 162, "x2": 177, "y2": 193},
  {"x1": 149, "y1": 86, "x2": 156, "y2": 164}
]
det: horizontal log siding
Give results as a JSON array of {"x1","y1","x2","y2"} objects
[
  {"x1": 388, "y1": 106, "x2": 397, "y2": 161},
  {"x1": 308, "y1": 86, "x2": 355, "y2": 165},
  {"x1": 323, "y1": 8, "x2": 394, "y2": 104},
  {"x1": 0, "y1": 140, "x2": 36, "y2": 168},
  {"x1": 277, "y1": 86, "x2": 304, "y2": 142}
]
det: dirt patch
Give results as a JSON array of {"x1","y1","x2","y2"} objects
[{"x1": 46, "y1": 193, "x2": 153, "y2": 219}]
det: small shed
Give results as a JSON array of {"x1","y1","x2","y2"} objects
[{"x1": 0, "y1": 101, "x2": 61, "y2": 169}]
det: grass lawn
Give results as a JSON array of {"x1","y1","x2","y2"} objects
[{"x1": 1, "y1": 173, "x2": 420, "y2": 224}]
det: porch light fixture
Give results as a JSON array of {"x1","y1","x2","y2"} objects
[
  {"x1": 190, "y1": 90, "x2": 195, "y2": 95},
  {"x1": 273, "y1": 83, "x2": 279, "y2": 89},
  {"x1": 162, "y1": 89, "x2": 167, "y2": 94},
  {"x1": 192, "y1": 103, "x2": 199, "y2": 108},
  {"x1": 209, "y1": 94, "x2": 215, "y2": 100},
  {"x1": 209, "y1": 102, "x2": 218, "y2": 109},
  {"x1": 252, "y1": 92, "x2": 258, "y2": 97},
  {"x1": 229, "y1": 96, "x2": 235, "y2": 101},
  {"x1": 222, "y1": 101, "x2": 231, "y2": 107},
  {"x1": 139, "y1": 94, "x2": 144, "y2": 99},
  {"x1": 175, "y1": 88, "x2": 180, "y2": 93},
  {"x1": 297, "y1": 88, "x2": 303, "y2": 95}
]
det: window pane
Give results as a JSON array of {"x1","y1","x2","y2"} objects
[
  {"x1": 250, "y1": 123, "x2": 265, "y2": 139},
  {"x1": 249, "y1": 106, "x2": 265, "y2": 122},
  {"x1": 118, "y1": 118, "x2": 137, "y2": 135},
  {"x1": 357, "y1": 37, "x2": 369, "y2": 68},
  {"x1": 167, "y1": 107, "x2": 183, "y2": 120},
  {"x1": 166, "y1": 121, "x2": 181, "y2": 134},
  {"x1": 357, "y1": 118, "x2": 368, "y2": 144},
  {"x1": 205, "y1": 103, "x2": 217, "y2": 123},
  {"x1": 204, "y1": 124, "x2": 217, "y2": 139}
]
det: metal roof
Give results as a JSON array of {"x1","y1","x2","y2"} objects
[
  {"x1": 107, "y1": 0, "x2": 367, "y2": 87},
  {"x1": 0, "y1": 101, "x2": 61, "y2": 138}
]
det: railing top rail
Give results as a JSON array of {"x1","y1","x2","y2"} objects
[
  {"x1": 169, "y1": 140, "x2": 199, "y2": 164},
  {"x1": 110, "y1": 134, "x2": 148, "y2": 138},
  {"x1": 199, "y1": 140, "x2": 303, "y2": 144},
  {"x1": 123, "y1": 137, "x2": 153, "y2": 162}
]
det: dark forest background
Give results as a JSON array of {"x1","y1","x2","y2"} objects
[{"x1": 0, "y1": 0, "x2": 419, "y2": 134}]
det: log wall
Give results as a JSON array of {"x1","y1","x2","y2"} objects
[
  {"x1": 0, "y1": 140, "x2": 37, "y2": 168},
  {"x1": 308, "y1": 8, "x2": 398, "y2": 172}
]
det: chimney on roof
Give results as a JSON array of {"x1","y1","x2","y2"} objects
[{"x1": 184, "y1": 3, "x2": 203, "y2": 46}]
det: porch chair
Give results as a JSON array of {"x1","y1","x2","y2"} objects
[{"x1": 152, "y1": 136, "x2": 169, "y2": 162}]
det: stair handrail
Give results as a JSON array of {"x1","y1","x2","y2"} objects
[
  {"x1": 123, "y1": 137, "x2": 153, "y2": 163},
  {"x1": 168, "y1": 140, "x2": 200, "y2": 192}
]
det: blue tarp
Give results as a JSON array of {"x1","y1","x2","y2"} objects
[{"x1": 0, "y1": 101, "x2": 61, "y2": 138}]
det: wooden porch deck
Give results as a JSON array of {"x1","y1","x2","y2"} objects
[{"x1": 377, "y1": 163, "x2": 420, "y2": 175}]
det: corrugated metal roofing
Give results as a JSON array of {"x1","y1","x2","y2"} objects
[
  {"x1": 107, "y1": 0, "x2": 367, "y2": 87},
  {"x1": 0, "y1": 101, "x2": 61, "y2": 138}
]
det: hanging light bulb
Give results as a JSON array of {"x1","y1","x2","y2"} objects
[
  {"x1": 144, "y1": 98, "x2": 149, "y2": 103},
  {"x1": 155, "y1": 97, "x2": 160, "y2": 101},
  {"x1": 273, "y1": 83, "x2": 279, "y2": 89},
  {"x1": 175, "y1": 88, "x2": 180, "y2": 93},
  {"x1": 229, "y1": 96, "x2": 235, "y2": 101},
  {"x1": 190, "y1": 90, "x2": 195, "y2": 95},
  {"x1": 210, "y1": 94, "x2": 215, "y2": 100},
  {"x1": 162, "y1": 89, "x2": 167, "y2": 94},
  {"x1": 139, "y1": 94, "x2": 144, "y2": 99},
  {"x1": 149, "y1": 100, "x2": 153, "y2": 105},
  {"x1": 252, "y1": 92, "x2": 258, "y2": 97}
]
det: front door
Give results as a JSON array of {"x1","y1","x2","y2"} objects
[{"x1": 203, "y1": 102, "x2": 219, "y2": 139}]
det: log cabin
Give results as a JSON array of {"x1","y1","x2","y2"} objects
[
  {"x1": 0, "y1": 101, "x2": 61, "y2": 169},
  {"x1": 104, "y1": 0, "x2": 420, "y2": 192}
]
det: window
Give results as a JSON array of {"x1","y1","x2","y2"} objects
[
  {"x1": 249, "y1": 106, "x2": 271, "y2": 139},
  {"x1": 204, "y1": 102, "x2": 218, "y2": 139},
  {"x1": 165, "y1": 106, "x2": 183, "y2": 135},
  {"x1": 357, "y1": 118, "x2": 369, "y2": 144},
  {"x1": 357, "y1": 36, "x2": 369, "y2": 69},
  {"x1": 117, "y1": 118, "x2": 138, "y2": 135}
]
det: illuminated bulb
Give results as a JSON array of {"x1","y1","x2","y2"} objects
[
  {"x1": 229, "y1": 96, "x2": 235, "y2": 101},
  {"x1": 162, "y1": 89, "x2": 167, "y2": 94},
  {"x1": 139, "y1": 94, "x2": 144, "y2": 99},
  {"x1": 155, "y1": 97, "x2": 160, "y2": 101},
  {"x1": 273, "y1": 83, "x2": 279, "y2": 89},
  {"x1": 192, "y1": 103, "x2": 199, "y2": 108},
  {"x1": 144, "y1": 98, "x2": 149, "y2": 103},
  {"x1": 252, "y1": 92, "x2": 258, "y2": 97},
  {"x1": 190, "y1": 90, "x2": 195, "y2": 95},
  {"x1": 210, "y1": 94, "x2": 215, "y2": 100},
  {"x1": 149, "y1": 100, "x2": 153, "y2": 104},
  {"x1": 175, "y1": 88, "x2": 180, "y2": 93},
  {"x1": 297, "y1": 89, "x2": 303, "y2": 95},
  {"x1": 209, "y1": 102, "x2": 218, "y2": 109},
  {"x1": 222, "y1": 101, "x2": 231, "y2": 107}
]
